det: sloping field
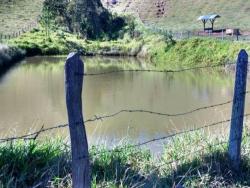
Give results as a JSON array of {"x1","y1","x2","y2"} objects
[
  {"x1": 104, "y1": 0, "x2": 250, "y2": 31},
  {"x1": 0, "y1": 0, "x2": 43, "y2": 35},
  {"x1": 1, "y1": 0, "x2": 250, "y2": 34}
]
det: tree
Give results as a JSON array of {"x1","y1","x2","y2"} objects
[
  {"x1": 40, "y1": 5, "x2": 54, "y2": 40},
  {"x1": 74, "y1": 0, "x2": 111, "y2": 38},
  {"x1": 41, "y1": 0, "x2": 125, "y2": 39}
]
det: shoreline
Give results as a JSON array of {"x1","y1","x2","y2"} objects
[
  {"x1": 1, "y1": 29, "x2": 250, "y2": 76},
  {"x1": 0, "y1": 44, "x2": 25, "y2": 75}
]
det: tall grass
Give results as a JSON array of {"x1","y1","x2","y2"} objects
[
  {"x1": 1, "y1": 127, "x2": 250, "y2": 187},
  {"x1": 10, "y1": 28, "x2": 144, "y2": 57},
  {"x1": 11, "y1": 28, "x2": 250, "y2": 70},
  {"x1": 148, "y1": 37, "x2": 250, "y2": 69}
]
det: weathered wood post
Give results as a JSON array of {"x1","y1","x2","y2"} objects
[
  {"x1": 228, "y1": 49, "x2": 248, "y2": 171},
  {"x1": 65, "y1": 52, "x2": 91, "y2": 188}
]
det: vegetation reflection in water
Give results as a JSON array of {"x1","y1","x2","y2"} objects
[{"x1": 0, "y1": 56, "x2": 245, "y2": 150}]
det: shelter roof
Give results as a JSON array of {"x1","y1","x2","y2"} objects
[{"x1": 197, "y1": 14, "x2": 220, "y2": 21}]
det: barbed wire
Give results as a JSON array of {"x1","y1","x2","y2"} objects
[
  {"x1": 112, "y1": 141, "x2": 227, "y2": 187},
  {"x1": 103, "y1": 131, "x2": 250, "y2": 187},
  {"x1": 83, "y1": 113, "x2": 250, "y2": 161},
  {"x1": 137, "y1": 133, "x2": 250, "y2": 187},
  {"x1": 81, "y1": 62, "x2": 235, "y2": 76},
  {"x1": 1, "y1": 112, "x2": 250, "y2": 163},
  {"x1": 86, "y1": 100, "x2": 233, "y2": 119},
  {"x1": 0, "y1": 92, "x2": 246, "y2": 143},
  {"x1": 99, "y1": 113, "x2": 250, "y2": 155},
  {"x1": 0, "y1": 19, "x2": 38, "y2": 41},
  {"x1": 0, "y1": 124, "x2": 68, "y2": 143}
]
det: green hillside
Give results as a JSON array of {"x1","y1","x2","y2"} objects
[
  {"x1": 0, "y1": 0, "x2": 43, "y2": 35},
  {"x1": 1, "y1": 0, "x2": 250, "y2": 34},
  {"x1": 107, "y1": 0, "x2": 250, "y2": 31}
]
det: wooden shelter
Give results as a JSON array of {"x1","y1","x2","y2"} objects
[{"x1": 197, "y1": 14, "x2": 221, "y2": 32}]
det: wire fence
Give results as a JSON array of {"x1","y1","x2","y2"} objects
[
  {"x1": 104, "y1": 133, "x2": 250, "y2": 188},
  {"x1": 0, "y1": 50, "x2": 250, "y2": 187},
  {"x1": 77, "y1": 113, "x2": 250, "y2": 161},
  {"x1": 1, "y1": 1, "x2": 250, "y2": 185},
  {"x1": 0, "y1": 20, "x2": 38, "y2": 43},
  {"x1": 1, "y1": 91, "x2": 249, "y2": 155},
  {"x1": 2, "y1": 111, "x2": 249, "y2": 161},
  {"x1": 139, "y1": 132, "x2": 250, "y2": 185},
  {"x1": 0, "y1": 62, "x2": 246, "y2": 145},
  {"x1": 0, "y1": 62, "x2": 239, "y2": 144},
  {"x1": 82, "y1": 62, "x2": 236, "y2": 76},
  {"x1": 0, "y1": 89, "x2": 245, "y2": 142},
  {"x1": 145, "y1": 24, "x2": 250, "y2": 42},
  {"x1": 1, "y1": 52, "x2": 250, "y2": 186}
]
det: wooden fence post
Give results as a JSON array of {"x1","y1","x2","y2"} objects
[
  {"x1": 65, "y1": 52, "x2": 91, "y2": 188},
  {"x1": 228, "y1": 49, "x2": 248, "y2": 171}
]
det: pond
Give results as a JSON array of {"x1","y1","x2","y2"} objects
[{"x1": 0, "y1": 56, "x2": 249, "y2": 152}]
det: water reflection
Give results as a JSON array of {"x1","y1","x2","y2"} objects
[{"x1": 0, "y1": 56, "x2": 248, "y2": 150}]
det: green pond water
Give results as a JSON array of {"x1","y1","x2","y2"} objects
[{"x1": 0, "y1": 56, "x2": 249, "y2": 152}]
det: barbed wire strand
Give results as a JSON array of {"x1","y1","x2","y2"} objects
[
  {"x1": 101, "y1": 113, "x2": 250, "y2": 154},
  {"x1": 82, "y1": 62, "x2": 235, "y2": 76},
  {"x1": 89, "y1": 91, "x2": 249, "y2": 119},
  {"x1": 85, "y1": 113, "x2": 250, "y2": 160},
  {"x1": 0, "y1": 124, "x2": 68, "y2": 143},
  {"x1": 96, "y1": 138, "x2": 230, "y2": 188},
  {"x1": 135, "y1": 133, "x2": 250, "y2": 188},
  {"x1": 106, "y1": 133, "x2": 250, "y2": 188},
  {"x1": 1, "y1": 113, "x2": 250, "y2": 162},
  {"x1": 0, "y1": 93, "x2": 245, "y2": 143}
]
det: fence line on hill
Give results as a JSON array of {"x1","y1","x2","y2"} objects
[
  {"x1": 145, "y1": 24, "x2": 250, "y2": 42},
  {"x1": 1, "y1": 19, "x2": 250, "y2": 43},
  {"x1": 0, "y1": 20, "x2": 38, "y2": 42}
]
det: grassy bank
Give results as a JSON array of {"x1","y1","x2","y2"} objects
[
  {"x1": 0, "y1": 44, "x2": 25, "y2": 75},
  {"x1": 147, "y1": 37, "x2": 250, "y2": 69},
  {"x1": 8, "y1": 29, "x2": 144, "y2": 57},
  {"x1": 8, "y1": 28, "x2": 250, "y2": 69},
  {"x1": 1, "y1": 128, "x2": 250, "y2": 187}
]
